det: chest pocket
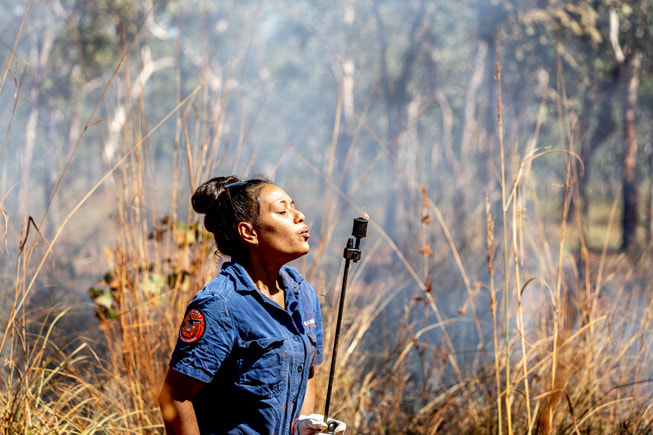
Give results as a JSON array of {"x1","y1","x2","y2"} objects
[
  {"x1": 235, "y1": 337, "x2": 286, "y2": 396},
  {"x1": 299, "y1": 294, "x2": 319, "y2": 366},
  {"x1": 304, "y1": 325, "x2": 318, "y2": 365}
]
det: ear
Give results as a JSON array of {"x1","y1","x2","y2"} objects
[{"x1": 237, "y1": 222, "x2": 259, "y2": 247}]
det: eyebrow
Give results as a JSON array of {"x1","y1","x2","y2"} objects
[{"x1": 274, "y1": 198, "x2": 295, "y2": 208}]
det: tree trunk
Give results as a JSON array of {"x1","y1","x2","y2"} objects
[
  {"x1": 374, "y1": 5, "x2": 400, "y2": 241},
  {"x1": 620, "y1": 52, "x2": 642, "y2": 251},
  {"x1": 647, "y1": 141, "x2": 653, "y2": 244},
  {"x1": 374, "y1": 2, "x2": 429, "y2": 243},
  {"x1": 577, "y1": 83, "x2": 617, "y2": 220}
]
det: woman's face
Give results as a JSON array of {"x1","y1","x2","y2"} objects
[{"x1": 254, "y1": 184, "x2": 310, "y2": 264}]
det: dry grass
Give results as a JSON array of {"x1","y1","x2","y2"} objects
[{"x1": 1, "y1": 8, "x2": 652, "y2": 435}]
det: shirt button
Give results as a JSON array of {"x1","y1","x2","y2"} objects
[
  {"x1": 293, "y1": 335, "x2": 300, "y2": 341},
  {"x1": 297, "y1": 365, "x2": 303, "y2": 373}
]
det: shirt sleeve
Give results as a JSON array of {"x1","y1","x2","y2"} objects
[{"x1": 168, "y1": 294, "x2": 236, "y2": 383}]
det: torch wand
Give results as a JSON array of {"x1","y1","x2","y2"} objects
[{"x1": 323, "y1": 217, "x2": 368, "y2": 433}]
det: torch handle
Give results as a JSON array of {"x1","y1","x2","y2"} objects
[{"x1": 323, "y1": 252, "x2": 351, "y2": 422}]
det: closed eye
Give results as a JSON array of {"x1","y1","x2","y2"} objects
[{"x1": 274, "y1": 198, "x2": 295, "y2": 214}]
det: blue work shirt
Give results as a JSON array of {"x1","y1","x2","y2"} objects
[{"x1": 169, "y1": 262, "x2": 324, "y2": 435}]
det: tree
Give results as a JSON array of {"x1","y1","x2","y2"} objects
[
  {"x1": 500, "y1": 0, "x2": 653, "y2": 251},
  {"x1": 608, "y1": 3, "x2": 649, "y2": 251}
]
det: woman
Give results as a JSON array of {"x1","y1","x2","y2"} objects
[{"x1": 158, "y1": 176, "x2": 345, "y2": 434}]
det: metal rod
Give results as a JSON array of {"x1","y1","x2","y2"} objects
[
  {"x1": 324, "y1": 248, "x2": 352, "y2": 422},
  {"x1": 323, "y1": 218, "x2": 367, "y2": 430}
]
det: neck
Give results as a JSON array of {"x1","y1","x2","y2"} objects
[{"x1": 243, "y1": 258, "x2": 283, "y2": 299}]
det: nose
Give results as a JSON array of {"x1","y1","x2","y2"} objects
[{"x1": 294, "y1": 208, "x2": 305, "y2": 223}]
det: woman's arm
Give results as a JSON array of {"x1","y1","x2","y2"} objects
[
  {"x1": 300, "y1": 366, "x2": 317, "y2": 415},
  {"x1": 158, "y1": 368, "x2": 205, "y2": 435}
]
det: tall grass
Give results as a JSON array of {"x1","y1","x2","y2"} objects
[{"x1": 1, "y1": 8, "x2": 652, "y2": 435}]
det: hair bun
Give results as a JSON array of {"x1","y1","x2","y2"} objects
[{"x1": 191, "y1": 176, "x2": 240, "y2": 214}]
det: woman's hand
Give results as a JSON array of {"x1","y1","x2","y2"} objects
[
  {"x1": 158, "y1": 368, "x2": 205, "y2": 435},
  {"x1": 292, "y1": 414, "x2": 346, "y2": 434},
  {"x1": 292, "y1": 414, "x2": 328, "y2": 434}
]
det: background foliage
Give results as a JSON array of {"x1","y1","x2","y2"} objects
[{"x1": 1, "y1": 0, "x2": 652, "y2": 433}]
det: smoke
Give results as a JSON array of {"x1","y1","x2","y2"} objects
[{"x1": 1, "y1": 0, "x2": 650, "y2": 387}]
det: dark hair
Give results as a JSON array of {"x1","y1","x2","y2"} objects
[{"x1": 191, "y1": 175, "x2": 270, "y2": 259}]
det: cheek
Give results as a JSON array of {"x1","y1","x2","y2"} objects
[{"x1": 259, "y1": 225, "x2": 292, "y2": 246}]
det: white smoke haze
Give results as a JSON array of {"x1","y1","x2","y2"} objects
[{"x1": 1, "y1": 0, "x2": 652, "y2": 431}]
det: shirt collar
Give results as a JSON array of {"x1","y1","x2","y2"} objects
[
  {"x1": 277, "y1": 266, "x2": 301, "y2": 294},
  {"x1": 222, "y1": 262, "x2": 302, "y2": 295},
  {"x1": 222, "y1": 262, "x2": 257, "y2": 293}
]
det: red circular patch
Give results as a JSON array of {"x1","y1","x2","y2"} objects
[{"x1": 179, "y1": 308, "x2": 205, "y2": 343}]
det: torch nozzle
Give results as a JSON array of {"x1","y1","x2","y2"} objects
[
  {"x1": 352, "y1": 217, "x2": 368, "y2": 239},
  {"x1": 344, "y1": 217, "x2": 367, "y2": 262}
]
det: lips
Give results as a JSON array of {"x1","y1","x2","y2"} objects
[{"x1": 299, "y1": 226, "x2": 310, "y2": 239}]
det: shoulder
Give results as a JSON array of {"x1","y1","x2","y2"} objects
[
  {"x1": 281, "y1": 265, "x2": 306, "y2": 285},
  {"x1": 282, "y1": 265, "x2": 321, "y2": 313},
  {"x1": 281, "y1": 265, "x2": 317, "y2": 296},
  {"x1": 179, "y1": 273, "x2": 238, "y2": 344},
  {"x1": 199, "y1": 272, "x2": 232, "y2": 296},
  {"x1": 185, "y1": 270, "x2": 237, "y2": 315},
  {"x1": 193, "y1": 262, "x2": 247, "y2": 299}
]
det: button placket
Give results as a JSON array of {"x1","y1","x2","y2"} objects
[{"x1": 293, "y1": 335, "x2": 306, "y2": 398}]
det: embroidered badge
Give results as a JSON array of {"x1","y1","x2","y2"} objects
[
  {"x1": 179, "y1": 308, "x2": 205, "y2": 343},
  {"x1": 303, "y1": 318, "x2": 316, "y2": 328}
]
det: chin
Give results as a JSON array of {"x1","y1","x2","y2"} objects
[{"x1": 294, "y1": 246, "x2": 310, "y2": 259}]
